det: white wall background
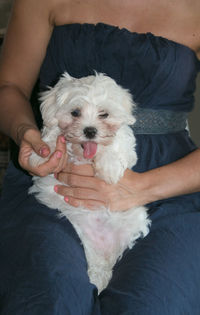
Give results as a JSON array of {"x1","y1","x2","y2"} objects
[{"x1": 189, "y1": 74, "x2": 200, "y2": 147}]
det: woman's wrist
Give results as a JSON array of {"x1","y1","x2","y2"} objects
[
  {"x1": 0, "y1": 84, "x2": 38, "y2": 144},
  {"x1": 131, "y1": 149, "x2": 200, "y2": 206},
  {"x1": 15, "y1": 123, "x2": 39, "y2": 145},
  {"x1": 127, "y1": 169, "x2": 160, "y2": 206}
]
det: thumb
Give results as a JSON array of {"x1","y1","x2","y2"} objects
[
  {"x1": 33, "y1": 139, "x2": 50, "y2": 158},
  {"x1": 24, "y1": 129, "x2": 50, "y2": 157}
]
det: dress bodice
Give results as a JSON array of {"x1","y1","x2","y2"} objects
[
  {"x1": 35, "y1": 23, "x2": 200, "y2": 173},
  {"x1": 40, "y1": 23, "x2": 200, "y2": 112}
]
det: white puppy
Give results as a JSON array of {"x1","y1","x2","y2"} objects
[{"x1": 29, "y1": 72, "x2": 150, "y2": 293}]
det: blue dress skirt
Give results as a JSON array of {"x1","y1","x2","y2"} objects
[{"x1": 1, "y1": 24, "x2": 200, "y2": 315}]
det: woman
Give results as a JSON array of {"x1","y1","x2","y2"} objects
[{"x1": 0, "y1": 0, "x2": 200, "y2": 313}]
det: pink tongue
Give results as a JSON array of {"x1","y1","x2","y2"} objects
[{"x1": 83, "y1": 142, "x2": 97, "y2": 159}]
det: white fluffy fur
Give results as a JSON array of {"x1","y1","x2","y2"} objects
[{"x1": 29, "y1": 72, "x2": 150, "y2": 293}]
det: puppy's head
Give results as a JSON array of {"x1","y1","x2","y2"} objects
[{"x1": 40, "y1": 72, "x2": 136, "y2": 159}]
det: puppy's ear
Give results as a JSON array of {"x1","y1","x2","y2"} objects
[
  {"x1": 121, "y1": 90, "x2": 136, "y2": 125},
  {"x1": 62, "y1": 72, "x2": 74, "y2": 81},
  {"x1": 40, "y1": 73, "x2": 74, "y2": 128},
  {"x1": 119, "y1": 111, "x2": 136, "y2": 126},
  {"x1": 40, "y1": 85, "x2": 59, "y2": 128},
  {"x1": 125, "y1": 113, "x2": 136, "y2": 125}
]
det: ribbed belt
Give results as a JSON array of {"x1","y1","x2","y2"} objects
[{"x1": 131, "y1": 108, "x2": 188, "y2": 134}]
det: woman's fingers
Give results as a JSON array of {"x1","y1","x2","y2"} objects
[
  {"x1": 19, "y1": 131, "x2": 68, "y2": 176},
  {"x1": 64, "y1": 196, "x2": 106, "y2": 210},
  {"x1": 51, "y1": 135, "x2": 67, "y2": 173},
  {"x1": 20, "y1": 148, "x2": 63, "y2": 177},
  {"x1": 63, "y1": 163, "x2": 95, "y2": 177},
  {"x1": 54, "y1": 185, "x2": 105, "y2": 201},
  {"x1": 54, "y1": 178, "x2": 110, "y2": 210},
  {"x1": 54, "y1": 169, "x2": 143, "y2": 212},
  {"x1": 35, "y1": 135, "x2": 67, "y2": 176},
  {"x1": 35, "y1": 150, "x2": 64, "y2": 176},
  {"x1": 54, "y1": 185, "x2": 106, "y2": 209},
  {"x1": 56, "y1": 172, "x2": 98, "y2": 188},
  {"x1": 55, "y1": 135, "x2": 66, "y2": 154},
  {"x1": 23, "y1": 128, "x2": 50, "y2": 158},
  {"x1": 56, "y1": 163, "x2": 95, "y2": 186}
]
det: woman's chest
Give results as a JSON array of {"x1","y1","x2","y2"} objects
[{"x1": 52, "y1": 0, "x2": 200, "y2": 57}]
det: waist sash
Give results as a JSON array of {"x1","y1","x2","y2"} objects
[{"x1": 131, "y1": 108, "x2": 188, "y2": 134}]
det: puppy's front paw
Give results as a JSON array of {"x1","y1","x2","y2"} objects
[
  {"x1": 95, "y1": 158, "x2": 125, "y2": 184},
  {"x1": 29, "y1": 151, "x2": 49, "y2": 167}
]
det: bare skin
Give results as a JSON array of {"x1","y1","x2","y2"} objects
[
  {"x1": 54, "y1": 0, "x2": 200, "y2": 54},
  {"x1": 0, "y1": 0, "x2": 200, "y2": 211}
]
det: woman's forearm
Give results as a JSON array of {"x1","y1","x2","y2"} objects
[
  {"x1": 0, "y1": 84, "x2": 38, "y2": 145},
  {"x1": 139, "y1": 148, "x2": 200, "y2": 204}
]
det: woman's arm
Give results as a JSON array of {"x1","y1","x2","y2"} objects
[
  {"x1": 0, "y1": 0, "x2": 67, "y2": 175},
  {"x1": 0, "y1": 0, "x2": 53, "y2": 143},
  {"x1": 54, "y1": 148, "x2": 200, "y2": 211}
]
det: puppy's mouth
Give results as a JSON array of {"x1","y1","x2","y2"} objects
[{"x1": 81, "y1": 141, "x2": 97, "y2": 159}]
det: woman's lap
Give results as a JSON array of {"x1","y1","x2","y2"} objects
[
  {"x1": 0, "y1": 164, "x2": 96, "y2": 314},
  {"x1": 0, "y1": 191, "x2": 96, "y2": 314},
  {"x1": 100, "y1": 210, "x2": 200, "y2": 315},
  {"x1": 1, "y1": 163, "x2": 200, "y2": 315}
]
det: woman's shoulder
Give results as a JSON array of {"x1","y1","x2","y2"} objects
[
  {"x1": 12, "y1": 0, "x2": 71, "y2": 25},
  {"x1": 49, "y1": 0, "x2": 84, "y2": 26},
  {"x1": 184, "y1": 0, "x2": 200, "y2": 57}
]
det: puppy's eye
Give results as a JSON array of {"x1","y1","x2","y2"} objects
[
  {"x1": 71, "y1": 109, "x2": 81, "y2": 117},
  {"x1": 99, "y1": 113, "x2": 109, "y2": 119}
]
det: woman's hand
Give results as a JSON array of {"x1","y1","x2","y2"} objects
[
  {"x1": 54, "y1": 164, "x2": 148, "y2": 211},
  {"x1": 18, "y1": 128, "x2": 67, "y2": 176},
  {"x1": 54, "y1": 148, "x2": 200, "y2": 210}
]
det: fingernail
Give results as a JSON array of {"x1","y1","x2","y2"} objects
[
  {"x1": 54, "y1": 185, "x2": 58, "y2": 192},
  {"x1": 54, "y1": 173, "x2": 58, "y2": 179},
  {"x1": 64, "y1": 196, "x2": 69, "y2": 203},
  {"x1": 60, "y1": 136, "x2": 66, "y2": 144},
  {"x1": 56, "y1": 151, "x2": 62, "y2": 158},
  {"x1": 40, "y1": 146, "x2": 49, "y2": 156}
]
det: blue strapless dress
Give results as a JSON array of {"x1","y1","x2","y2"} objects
[{"x1": 1, "y1": 24, "x2": 200, "y2": 314}]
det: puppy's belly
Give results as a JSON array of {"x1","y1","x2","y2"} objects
[
  {"x1": 30, "y1": 176, "x2": 120, "y2": 256},
  {"x1": 79, "y1": 213, "x2": 121, "y2": 258},
  {"x1": 30, "y1": 175, "x2": 150, "y2": 264}
]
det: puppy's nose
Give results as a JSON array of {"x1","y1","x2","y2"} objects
[{"x1": 83, "y1": 127, "x2": 97, "y2": 139}]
